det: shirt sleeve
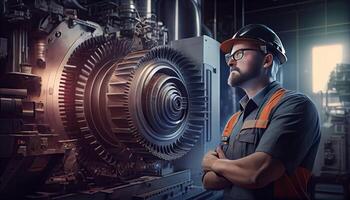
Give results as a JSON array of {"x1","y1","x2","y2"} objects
[{"x1": 255, "y1": 93, "x2": 321, "y2": 175}]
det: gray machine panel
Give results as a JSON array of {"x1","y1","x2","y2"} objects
[{"x1": 171, "y1": 35, "x2": 221, "y2": 186}]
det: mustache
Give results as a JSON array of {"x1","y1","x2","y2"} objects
[{"x1": 230, "y1": 66, "x2": 240, "y2": 73}]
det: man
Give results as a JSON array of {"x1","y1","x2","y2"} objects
[{"x1": 201, "y1": 24, "x2": 321, "y2": 199}]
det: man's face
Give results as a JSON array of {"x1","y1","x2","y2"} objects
[{"x1": 226, "y1": 41, "x2": 265, "y2": 87}]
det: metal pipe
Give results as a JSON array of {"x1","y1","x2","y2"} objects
[
  {"x1": 157, "y1": 0, "x2": 201, "y2": 41},
  {"x1": 234, "y1": 0, "x2": 237, "y2": 32},
  {"x1": 325, "y1": 0, "x2": 328, "y2": 35},
  {"x1": 0, "y1": 88, "x2": 27, "y2": 98},
  {"x1": 175, "y1": 0, "x2": 179, "y2": 40},
  {"x1": 11, "y1": 29, "x2": 20, "y2": 72},
  {"x1": 213, "y1": 0, "x2": 217, "y2": 39},
  {"x1": 135, "y1": 0, "x2": 155, "y2": 18},
  {"x1": 242, "y1": 0, "x2": 245, "y2": 26},
  {"x1": 296, "y1": 11, "x2": 300, "y2": 91}
]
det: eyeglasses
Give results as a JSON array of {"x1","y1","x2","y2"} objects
[{"x1": 225, "y1": 48, "x2": 266, "y2": 65}]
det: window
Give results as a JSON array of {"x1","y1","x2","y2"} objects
[{"x1": 312, "y1": 44, "x2": 343, "y2": 93}]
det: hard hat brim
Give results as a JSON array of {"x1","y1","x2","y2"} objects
[
  {"x1": 220, "y1": 37, "x2": 287, "y2": 64},
  {"x1": 220, "y1": 38, "x2": 262, "y2": 53}
]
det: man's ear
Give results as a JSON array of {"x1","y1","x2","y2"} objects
[{"x1": 263, "y1": 53, "x2": 273, "y2": 69}]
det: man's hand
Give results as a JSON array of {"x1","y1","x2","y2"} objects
[
  {"x1": 201, "y1": 150, "x2": 219, "y2": 172},
  {"x1": 201, "y1": 147, "x2": 232, "y2": 190},
  {"x1": 216, "y1": 145, "x2": 226, "y2": 159},
  {"x1": 202, "y1": 171, "x2": 232, "y2": 190}
]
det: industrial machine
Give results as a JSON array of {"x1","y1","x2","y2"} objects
[
  {"x1": 316, "y1": 63, "x2": 350, "y2": 176},
  {"x1": 0, "y1": 0, "x2": 221, "y2": 199},
  {"x1": 310, "y1": 63, "x2": 350, "y2": 198}
]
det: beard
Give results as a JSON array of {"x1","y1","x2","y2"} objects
[
  {"x1": 227, "y1": 60, "x2": 262, "y2": 87},
  {"x1": 227, "y1": 69, "x2": 244, "y2": 87}
]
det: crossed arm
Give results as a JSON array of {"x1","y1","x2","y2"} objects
[
  {"x1": 202, "y1": 95, "x2": 320, "y2": 190},
  {"x1": 201, "y1": 148, "x2": 285, "y2": 190}
]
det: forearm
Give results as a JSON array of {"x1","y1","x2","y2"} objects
[
  {"x1": 202, "y1": 171, "x2": 231, "y2": 190},
  {"x1": 211, "y1": 159, "x2": 258, "y2": 188}
]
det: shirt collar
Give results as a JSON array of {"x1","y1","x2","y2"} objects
[{"x1": 239, "y1": 81, "x2": 280, "y2": 111}]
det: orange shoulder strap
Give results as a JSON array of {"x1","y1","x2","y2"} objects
[
  {"x1": 241, "y1": 88, "x2": 286, "y2": 130},
  {"x1": 221, "y1": 111, "x2": 241, "y2": 144}
]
